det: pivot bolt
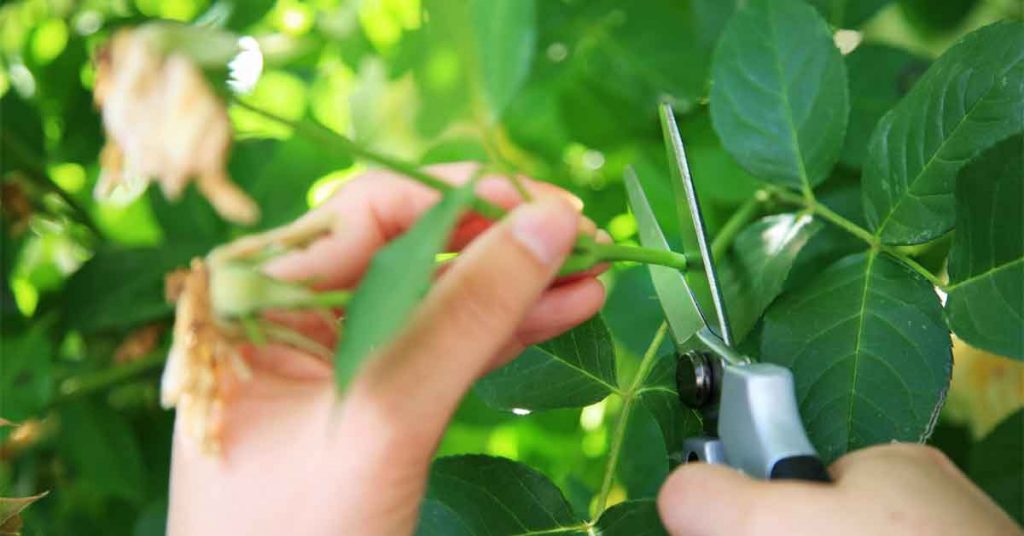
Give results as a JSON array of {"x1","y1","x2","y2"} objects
[{"x1": 676, "y1": 350, "x2": 715, "y2": 408}]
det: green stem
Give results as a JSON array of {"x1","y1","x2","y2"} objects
[
  {"x1": 54, "y1": 351, "x2": 166, "y2": 405},
  {"x1": 591, "y1": 243, "x2": 687, "y2": 270},
  {"x1": 710, "y1": 194, "x2": 765, "y2": 259},
  {"x1": 594, "y1": 322, "x2": 669, "y2": 516},
  {"x1": 767, "y1": 186, "x2": 946, "y2": 288}
]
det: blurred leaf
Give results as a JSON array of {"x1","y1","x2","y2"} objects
[
  {"x1": 199, "y1": 0, "x2": 276, "y2": 31},
  {"x1": 59, "y1": 400, "x2": 145, "y2": 503},
  {"x1": 761, "y1": 252, "x2": 952, "y2": 462},
  {"x1": 945, "y1": 135, "x2": 1023, "y2": 360},
  {"x1": 0, "y1": 492, "x2": 48, "y2": 536},
  {"x1": 720, "y1": 214, "x2": 823, "y2": 343},
  {"x1": 417, "y1": 455, "x2": 581, "y2": 536},
  {"x1": 968, "y1": 409, "x2": 1023, "y2": 523},
  {"x1": 807, "y1": 0, "x2": 891, "y2": 27},
  {"x1": 840, "y1": 45, "x2": 928, "y2": 169},
  {"x1": 232, "y1": 136, "x2": 353, "y2": 230},
  {"x1": 710, "y1": 0, "x2": 848, "y2": 190},
  {"x1": 335, "y1": 184, "x2": 474, "y2": 388},
  {"x1": 470, "y1": 0, "x2": 536, "y2": 114},
  {"x1": 605, "y1": 266, "x2": 673, "y2": 358},
  {"x1": 0, "y1": 91, "x2": 45, "y2": 176},
  {"x1": 861, "y1": 21, "x2": 1024, "y2": 245},
  {"x1": 899, "y1": 0, "x2": 980, "y2": 33},
  {"x1": 636, "y1": 356, "x2": 702, "y2": 465},
  {"x1": 476, "y1": 316, "x2": 617, "y2": 411},
  {"x1": 64, "y1": 244, "x2": 205, "y2": 333},
  {"x1": 0, "y1": 324, "x2": 53, "y2": 423},
  {"x1": 594, "y1": 500, "x2": 667, "y2": 535}
]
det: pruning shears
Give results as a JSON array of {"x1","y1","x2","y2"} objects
[{"x1": 624, "y1": 103, "x2": 831, "y2": 482}]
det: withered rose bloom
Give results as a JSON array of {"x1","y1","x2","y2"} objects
[
  {"x1": 94, "y1": 26, "x2": 259, "y2": 225},
  {"x1": 162, "y1": 259, "x2": 249, "y2": 453}
]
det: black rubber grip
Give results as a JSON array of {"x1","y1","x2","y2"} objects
[{"x1": 769, "y1": 455, "x2": 831, "y2": 482}]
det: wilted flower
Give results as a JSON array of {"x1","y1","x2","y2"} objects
[
  {"x1": 161, "y1": 213, "x2": 342, "y2": 453},
  {"x1": 94, "y1": 25, "x2": 259, "y2": 225}
]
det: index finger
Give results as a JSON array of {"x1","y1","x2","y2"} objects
[{"x1": 264, "y1": 162, "x2": 581, "y2": 289}]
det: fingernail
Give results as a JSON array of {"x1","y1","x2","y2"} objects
[{"x1": 511, "y1": 199, "x2": 577, "y2": 266}]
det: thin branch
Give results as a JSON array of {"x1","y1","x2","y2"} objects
[{"x1": 594, "y1": 322, "x2": 669, "y2": 516}]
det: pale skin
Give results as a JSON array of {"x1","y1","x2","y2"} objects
[{"x1": 168, "y1": 164, "x2": 1022, "y2": 536}]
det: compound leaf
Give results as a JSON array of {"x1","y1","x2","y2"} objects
[
  {"x1": 761, "y1": 251, "x2": 952, "y2": 462},
  {"x1": 475, "y1": 316, "x2": 618, "y2": 411},
  {"x1": 862, "y1": 21, "x2": 1024, "y2": 245},
  {"x1": 335, "y1": 184, "x2": 474, "y2": 389},
  {"x1": 945, "y1": 135, "x2": 1023, "y2": 360},
  {"x1": 710, "y1": 0, "x2": 848, "y2": 190}
]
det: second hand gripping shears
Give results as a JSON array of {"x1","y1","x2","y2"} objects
[{"x1": 624, "y1": 103, "x2": 831, "y2": 482}]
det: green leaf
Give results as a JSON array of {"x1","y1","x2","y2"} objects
[
  {"x1": 64, "y1": 244, "x2": 205, "y2": 333},
  {"x1": 0, "y1": 91, "x2": 45, "y2": 177},
  {"x1": 861, "y1": 21, "x2": 1024, "y2": 245},
  {"x1": 636, "y1": 356, "x2": 703, "y2": 466},
  {"x1": 594, "y1": 500, "x2": 667, "y2": 536},
  {"x1": 0, "y1": 324, "x2": 53, "y2": 424},
  {"x1": 968, "y1": 409, "x2": 1023, "y2": 524},
  {"x1": 841, "y1": 45, "x2": 929, "y2": 169},
  {"x1": 618, "y1": 404, "x2": 670, "y2": 499},
  {"x1": 720, "y1": 213, "x2": 823, "y2": 343},
  {"x1": 335, "y1": 184, "x2": 474, "y2": 389},
  {"x1": 761, "y1": 251, "x2": 952, "y2": 462},
  {"x1": 898, "y1": 0, "x2": 980, "y2": 33},
  {"x1": 232, "y1": 137, "x2": 353, "y2": 230},
  {"x1": 58, "y1": 400, "x2": 145, "y2": 503},
  {"x1": 475, "y1": 316, "x2": 618, "y2": 411},
  {"x1": 605, "y1": 266, "x2": 674, "y2": 358},
  {"x1": 945, "y1": 135, "x2": 1023, "y2": 360},
  {"x1": 417, "y1": 455, "x2": 583, "y2": 536},
  {"x1": 470, "y1": 0, "x2": 536, "y2": 114},
  {"x1": 710, "y1": 0, "x2": 848, "y2": 191},
  {"x1": 806, "y1": 0, "x2": 891, "y2": 27}
]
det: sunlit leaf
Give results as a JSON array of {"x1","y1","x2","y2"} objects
[
  {"x1": 710, "y1": 0, "x2": 848, "y2": 190},
  {"x1": 861, "y1": 21, "x2": 1024, "y2": 245},
  {"x1": 476, "y1": 316, "x2": 617, "y2": 411},
  {"x1": 335, "y1": 184, "x2": 475, "y2": 389},
  {"x1": 945, "y1": 135, "x2": 1023, "y2": 360},
  {"x1": 761, "y1": 251, "x2": 952, "y2": 462}
]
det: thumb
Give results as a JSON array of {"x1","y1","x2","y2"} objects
[{"x1": 658, "y1": 463, "x2": 764, "y2": 536}]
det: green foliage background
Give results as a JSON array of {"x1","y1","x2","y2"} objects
[{"x1": 0, "y1": 0, "x2": 1021, "y2": 533}]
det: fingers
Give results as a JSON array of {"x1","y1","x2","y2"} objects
[
  {"x1": 345, "y1": 196, "x2": 581, "y2": 446},
  {"x1": 658, "y1": 463, "x2": 835, "y2": 536},
  {"x1": 265, "y1": 163, "x2": 582, "y2": 289}
]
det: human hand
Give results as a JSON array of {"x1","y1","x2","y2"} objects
[
  {"x1": 167, "y1": 163, "x2": 607, "y2": 534},
  {"x1": 658, "y1": 443, "x2": 1022, "y2": 536}
]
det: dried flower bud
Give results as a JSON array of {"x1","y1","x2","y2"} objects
[{"x1": 94, "y1": 25, "x2": 258, "y2": 225}]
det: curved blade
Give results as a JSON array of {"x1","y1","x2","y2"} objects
[
  {"x1": 623, "y1": 166, "x2": 707, "y2": 350},
  {"x1": 659, "y1": 103, "x2": 734, "y2": 346}
]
